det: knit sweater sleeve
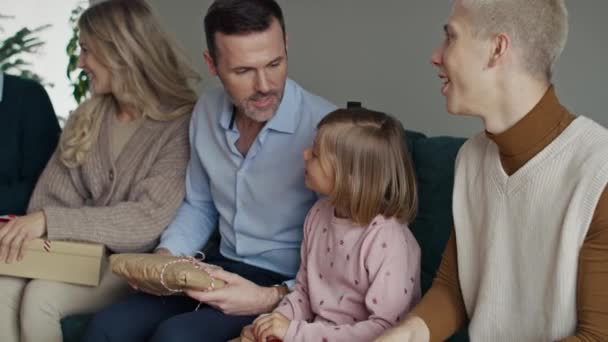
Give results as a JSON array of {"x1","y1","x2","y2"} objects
[
  {"x1": 27, "y1": 117, "x2": 189, "y2": 253},
  {"x1": 411, "y1": 229, "x2": 468, "y2": 342},
  {"x1": 560, "y1": 185, "x2": 608, "y2": 341}
]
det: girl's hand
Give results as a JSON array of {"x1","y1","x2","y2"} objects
[
  {"x1": 252, "y1": 312, "x2": 289, "y2": 342},
  {"x1": 238, "y1": 325, "x2": 256, "y2": 342},
  {"x1": 0, "y1": 211, "x2": 47, "y2": 263}
]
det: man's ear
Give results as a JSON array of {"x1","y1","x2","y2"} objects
[
  {"x1": 488, "y1": 32, "x2": 510, "y2": 68},
  {"x1": 204, "y1": 50, "x2": 218, "y2": 76}
]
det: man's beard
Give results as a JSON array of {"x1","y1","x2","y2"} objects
[{"x1": 238, "y1": 89, "x2": 284, "y2": 122}]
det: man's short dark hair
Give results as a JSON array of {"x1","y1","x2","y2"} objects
[{"x1": 204, "y1": 0, "x2": 286, "y2": 62}]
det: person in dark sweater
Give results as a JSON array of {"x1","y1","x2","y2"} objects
[{"x1": 0, "y1": 73, "x2": 60, "y2": 215}]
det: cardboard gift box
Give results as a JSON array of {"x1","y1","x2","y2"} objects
[{"x1": 0, "y1": 238, "x2": 106, "y2": 286}]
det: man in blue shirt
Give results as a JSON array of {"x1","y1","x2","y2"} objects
[{"x1": 84, "y1": 1, "x2": 335, "y2": 341}]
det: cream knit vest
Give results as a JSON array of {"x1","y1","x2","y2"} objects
[{"x1": 453, "y1": 116, "x2": 608, "y2": 341}]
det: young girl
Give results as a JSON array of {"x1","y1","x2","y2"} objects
[{"x1": 240, "y1": 108, "x2": 421, "y2": 342}]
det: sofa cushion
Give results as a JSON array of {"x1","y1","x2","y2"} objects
[
  {"x1": 62, "y1": 314, "x2": 91, "y2": 342},
  {"x1": 404, "y1": 130, "x2": 427, "y2": 155},
  {"x1": 409, "y1": 135, "x2": 465, "y2": 292},
  {"x1": 407, "y1": 133, "x2": 468, "y2": 342}
]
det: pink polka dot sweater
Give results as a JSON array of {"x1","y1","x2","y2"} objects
[{"x1": 274, "y1": 198, "x2": 421, "y2": 342}]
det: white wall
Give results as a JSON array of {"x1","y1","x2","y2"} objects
[
  {"x1": 148, "y1": 0, "x2": 608, "y2": 137},
  {"x1": 1, "y1": 0, "x2": 81, "y2": 121}
]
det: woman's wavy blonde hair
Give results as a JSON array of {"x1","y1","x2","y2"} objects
[
  {"x1": 59, "y1": 0, "x2": 199, "y2": 168},
  {"x1": 316, "y1": 108, "x2": 418, "y2": 226}
]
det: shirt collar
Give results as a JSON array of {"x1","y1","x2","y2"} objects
[{"x1": 219, "y1": 78, "x2": 298, "y2": 134}]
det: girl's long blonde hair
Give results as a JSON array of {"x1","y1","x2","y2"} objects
[
  {"x1": 60, "y1": 0, "x2": 199, "y2": 168},
  {"x1": 316, "y1": 108, "x2": 418, "y2": 226}
]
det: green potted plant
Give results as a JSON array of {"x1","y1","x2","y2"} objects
[
  {"x1": 65, "y1": 2, "x2": 89, "y2": 104},
  {"x1": 0, "y1": 14, "x2": 51, "y2": 85}
]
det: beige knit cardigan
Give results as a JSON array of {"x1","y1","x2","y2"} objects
[{"x1": 27, "y1": 111, "x2": 191, "y2": 253}]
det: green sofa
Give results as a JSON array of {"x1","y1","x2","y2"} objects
[{"x1": 61, "y1": 130, "x2": 469, "y2": 342}]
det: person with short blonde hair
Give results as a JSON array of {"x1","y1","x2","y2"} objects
[
  {"x1": 0, "y1": 1, "x2": 198, "y2": 341},
  {"x1": 239, "y1": 108, "x2": 421, "y2": 342},
  {"x1": 459, "y1": 0, "x2": 568, "y2": 80},
  {"x1": 376, "y1": 0, "x2": 608, "y2": 341}
]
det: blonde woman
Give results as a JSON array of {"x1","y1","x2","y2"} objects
[{"x1": 0, "y1": 1, "x2": 199, "y2": 341}]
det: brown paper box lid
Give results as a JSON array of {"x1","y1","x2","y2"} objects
[{"x1": 25, "y1": 238, "x2": 105, "y2": 257}]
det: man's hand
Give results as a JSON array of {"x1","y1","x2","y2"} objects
[
  {"x1": 252, "y1": 312, "x2": 289, "y2": 342},
  {"x1": 184, "y1": 267, "x2": 282, "y2": 316},
  {"x1": 0, "y1": 212, "x2": 46, "y2": 264},
  {"x1": 374, "y1": 316, "x2": 430, "y2": 342}
]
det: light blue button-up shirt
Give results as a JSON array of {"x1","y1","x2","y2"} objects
[{"x1": 158, "y1": 79, "x2": 336, "y2": 277}]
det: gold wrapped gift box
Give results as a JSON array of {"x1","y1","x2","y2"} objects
[{"x1": 110, "y1": 253, "x2": 225, "y2": 295}]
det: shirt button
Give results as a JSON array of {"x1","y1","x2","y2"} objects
[{"x1": 109, "y1": 170, "x2": 114, "y2": 181}]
